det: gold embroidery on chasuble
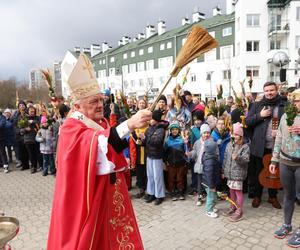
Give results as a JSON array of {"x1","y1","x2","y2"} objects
[{"x1": 110, "y1": 179, "x2": 135, "y2": 250}]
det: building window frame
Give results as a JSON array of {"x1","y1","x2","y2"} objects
[
  {"x1": 246, "y1": 41, "x2": 260, "y2": 52},
  {"x1": 222, "y1": 27, "x2": 232, "y2": 37},
  {"x1": 246, "y1": 66, "x2": 260, "y2": 78},
  {"x1": 247, "y1": 14, "x2": 260, "y2": 27},
  {"x1": 148, "y1": 46, "x2": 153, "y2": 53}
]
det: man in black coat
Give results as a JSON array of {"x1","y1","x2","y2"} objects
[{"x1": 246, "y1": 82, "x2": 287, "y2": 209}]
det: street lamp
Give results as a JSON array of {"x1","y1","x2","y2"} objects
[
  {"x1": 272, "y1": 51, "x2": 289, "y2": 83},
  {"x1": 206, "y1": 71, "x2": 214, "y2": 99}
]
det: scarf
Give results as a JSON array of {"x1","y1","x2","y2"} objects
[{"x1": 261, "y1": 94, "x2": 281, "y2": 106}]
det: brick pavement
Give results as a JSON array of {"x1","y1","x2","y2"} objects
[{"x1": 0, "y1": 165, "x2": 299, "y2": 250}]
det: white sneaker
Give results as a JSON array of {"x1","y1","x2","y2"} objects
[
  {"x1": 206, "y1": 211, "x2": 218, "y2": 218},
  {"x1": 3, "y1": 165, "x2": 8, "y2": 173},
  {"x1": 196, "y1": 200, "x2": 202, "y2": 206}
]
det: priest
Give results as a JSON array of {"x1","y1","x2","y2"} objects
[{"x1": 47, "y1": 53, "x2": 151, "y2": 250}]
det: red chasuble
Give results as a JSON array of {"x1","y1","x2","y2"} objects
[{"x1": 47, "y1": 116, "x2": 144, "y2": 250}]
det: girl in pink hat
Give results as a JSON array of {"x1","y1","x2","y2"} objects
[{"x1": 222, "y1": 122, "x2": 250, "y2": 222}]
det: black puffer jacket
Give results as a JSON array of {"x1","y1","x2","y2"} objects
[
  {"x1": 0, "y1": 114, "x2": 6, "y2": 142},
  {"x1": 24, "y1": 116, "x2": 40, "y2": 144},
  {"x1": 202, "y1": 153, "x2": 220, "y2": 189},
  {"x1": 245, "y1": 95, "x2": 286, "y2": 158},
  {"x1": 144, "y1": 122, "x2": 169, "y2": 159}
]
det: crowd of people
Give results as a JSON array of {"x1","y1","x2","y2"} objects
[{"x1": 0, "y1": 80, "x2": 300, "y2": 248}]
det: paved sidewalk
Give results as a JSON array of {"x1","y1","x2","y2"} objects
[{"x1": 0, "y1": 166, "x2": 299, "y2": 250}]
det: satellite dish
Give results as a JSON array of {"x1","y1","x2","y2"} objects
[{"x1": 272, "y1": 51, "x2": 290, "y2": 67}]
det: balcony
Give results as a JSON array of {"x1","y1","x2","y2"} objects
[{"x1": 268, "y1": 20, "x2": 290, "y2": 35}]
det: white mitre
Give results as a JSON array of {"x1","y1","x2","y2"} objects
[{"x1": 67, "y1": 53, "x2": 100, "y2": 101}]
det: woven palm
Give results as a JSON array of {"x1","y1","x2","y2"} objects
[
  {"x1": 170, "y1": 25, "x2": 218, "y2": 77},
  {"x1": 151, "y1": 25, "x2": 217, "y2": 111}
]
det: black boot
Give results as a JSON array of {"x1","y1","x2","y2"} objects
[
  {"x1": 154, "y1": 198, "x2": 164, "y2": 205},
  {"x1": 145, "y1": 195, "x2": 156, "y2": 203}
]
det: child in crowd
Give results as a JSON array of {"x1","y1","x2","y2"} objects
[
  {"x1": 144, "y1": 110, "x2": 168, "y2": 206},
  {"x1": 211, "y1": 118, "x2": 231, "y2": 193},
  {"x1": 188, "y1": 109, "x2": 205, "y2": 195},
  {"x1": 164, "y1": 122, "x2": 187, "y2": 201},
  {"x1": 35, "y1": 116, "x2": 56, "y2": 176},
  {"x1": 188, "y1": 124, "x2": 216, "y2": 206},
  {"x1": 222, "y1": 122, "x2": 250, "y2": 222},
  {"x1": 202, "y1": 140, "x2": 220, "y2": 218}
]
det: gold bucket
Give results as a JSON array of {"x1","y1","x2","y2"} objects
[{"x1": 0, "y1": 217, "x2": 19, "y2": 249}]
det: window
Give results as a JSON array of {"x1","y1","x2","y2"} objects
[
  {"x1": 223, "y1": 70, "x2": 231, "y2": 80},
  {"x1": 146, "y1": 60, "x2": 154, "y2": 70},
  {"x1": 270, "y1": 14, "x2": 282, "y2": 31},
  {"x1": 182, "y1": 38, "x2": 187, "y2": 46},
  {"x1": 123, "y1": 53, "x2": 128, "y2": 59},
  {"x1": 110, "y1": 57, "x2": 115, "y2": 63},
  {"x1": 147, "y1": 78, "x2": 153, "y2": 86},
  {"x1": 236, "y1": 42, "x2": 240, "y2": 56},
  {"x1": 158, "y1": 56, "x2": 173, "y2": 68},
  {"x1": 131, "y1": 51, "x2": 135, "y2": 57},
  {"x1": 159, "y1": 76, "x2": 165, "y2": 85},
  {"x1": 191, "y1": 74, "x2": 196, "y2": 82},
  {"x1": 148, "y1": 46, "x2": 153, "y2": 53},
  {"x1": 220, "y1": 46, "x2": 232, "y2": 59},
  {"x1": 99, "y1": 60, "x2": 102, "y2": 65},
  {"x1": 296, "y1": 36, "x2": 300, "y2": 48},
  {"x1": 139, "y1": 79, "x2": 144, "y2": 87},
  {"x1": 137, "y1": 62, "x2": 145, "y2": 71},
  {"x1": 270, "y1": 40, "x2": 281, "y2": 50},
  {"x1": 297, "y1": 7, "x2": 300, "y2": 21},
  {"x1": 246, "y1": 66, "x2": 259, "y2": 78},
  {"x1": 209, "y1": 31, "x2": 215, "y2": 38},
  {"x1": 129, "y1": 63, "x2": 136, "y2": 73},
  {"x1": 130, "y1": 80, "x2": 135, "y2": 88},
  {"x1": 246, "y1": 41, "x2": 260, "y2": 52},
  {"x1": 167, "y1": 42, "x2": 172, "y2": 49},
  {"x1": 124, "y1": 81, "x2": 129, "y2": 89},
  {"x1": 98, "y1": 70, "x2": 106, "y2": 78},
  {"x1": 247, "y1": 14, "x2": 260, "y2": 27},
  {"x1": 160, "y1": 43, "x2": 165, "y2": 50},
  {"x1": 103, "y1": 59, "x2": 106, "y2": 64},
  {"x1": 204, "y1": 48, "x2": 216, "y2": 61},
  {"x1": 109, "y1": 68, "x2": 115, "y2": 76},
  {"x1": 139, "y1": 49, "x2": 144, "y2": 55},
  {"x1": 222, "y1": 27, "x2": 232, "y2": 37},
  {"x1": 122, "y1": 65, "x2": 128, "y2": 74}
]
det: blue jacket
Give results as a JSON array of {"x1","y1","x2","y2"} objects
[
  {"x1": 190, "y1": 126, "x2": 201, "y2": 145},
  {"x1": 4, "y1": 118, "x2": 15, "y2": 146},
  {"x1": 202, "y1": 153, "x2": 220, "y2": 189},
  {"x1": 0, "y1": 114, "x2": 6, "y2": 142},
  {"x1": 164, "y1": 134, "x2": 187, "y2": 167},
  {"x1": 211, "y1": 129, "x2": 231, "y2": 165}
]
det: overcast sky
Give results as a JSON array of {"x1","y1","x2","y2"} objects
[{"x1": 0, "y1": 0, "x2": 225, "y2": 81}]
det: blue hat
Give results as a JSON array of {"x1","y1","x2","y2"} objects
[
  {"x1": 104, "y1": 88, "x2": 111, "y2": 97},
  {"x1": 169, "y1": 121, "x2": 180, "y2": 131}
]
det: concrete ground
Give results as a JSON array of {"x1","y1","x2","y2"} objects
[{"x1": 0, "y1": 165, "x2": 299, "y2": 250}]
